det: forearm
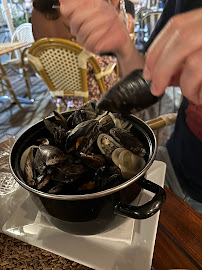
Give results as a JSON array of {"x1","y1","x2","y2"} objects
[
  {"x1": 59, "y1": 0, "x2": 145, "y2": 78},
  {"x1": 115, "y1": 36, "x2": 145, "y2": 77}
]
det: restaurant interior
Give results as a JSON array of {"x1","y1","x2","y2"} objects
[{"x1": 0, "y1": 0, "x2": 201, "y2": 270}]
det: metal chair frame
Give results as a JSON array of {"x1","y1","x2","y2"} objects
[
  {"x1": 140, "y1": 11, "x2": 162, "y2": 43},
  {"x1": 2, "y1": 23, "x2": 34, "y2": 100}
]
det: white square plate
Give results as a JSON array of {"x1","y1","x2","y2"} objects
[{"x1": 3, "y1": 160, "x2": 166, "y2": 270}]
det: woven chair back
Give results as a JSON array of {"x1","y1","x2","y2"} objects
[
  {"x1": 11, "y1": 23, "x2": 34, "y2": 43},
  {"x1": 27, "y1": 38, "x2": 107, "y2": 103}
]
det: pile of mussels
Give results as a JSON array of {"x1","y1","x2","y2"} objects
[{"x1": 20, "y1": 100, "x2": 147, "y2": 195}]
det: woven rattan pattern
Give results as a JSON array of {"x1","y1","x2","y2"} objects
[
  {"x1": 0, "y1": 233, "x2": 93, "y2": 270},
  {"x1": 39, "y1": 48, "x2": 82, "y2": 92},
  {"x1": 12, "y1": 23, "x2": 34, "y2": 44}
]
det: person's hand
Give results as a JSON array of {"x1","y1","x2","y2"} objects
[
  {"x1": 59, "y1": 0, "x2": 144, "y2": 77},
  {"x1": 143, "y1": 8, "x2": 202, "y2": 105},
  {"x1": 143, "y1": 9, "x2": 202, "y2": 105},
  {"x1": 59, "y1": 0, "x2": 129, "y2": 56}
]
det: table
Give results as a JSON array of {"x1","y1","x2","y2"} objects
[
  {"x1": 1, "y1": 178, "x2": 201, "y2": 269},
  {"x1": 0, "y1": 42, "x2": 32, "y2": 55},
  {"x1": 0, "y1": 42, "x2": 33, "y2": 110},
  {"x1": 153, "y1": 186, "x2": 202, "y2": 270}
]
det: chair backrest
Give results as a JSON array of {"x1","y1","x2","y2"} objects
[
  {"x1": 27, "y1": 38, "x2": 107, "y2": 101},
  {"x1": 10, "y1": 23, "x2": 34, "y2": 59},
  {"x1": 136, "y1": 7, "x2": 151, "y2": 22},
  {"x1": 140, "y1": 11, "x2": 162, "y2": 37},
  {"x1": 11, "y1": 23, "x2": 34, "y2": 43},
  {"x1": 142, "y1": 0, "x2": 159, "y2": 9}
]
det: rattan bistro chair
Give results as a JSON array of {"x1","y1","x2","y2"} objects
[{"x1": 27, "y1": 38, "x2": 118, "y2": 112}]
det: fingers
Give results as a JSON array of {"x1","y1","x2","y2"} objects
[
  {"x1": 180, "y1": 48, "x2": 202, "y2": 105},
  {"x1": 143, "y1": 9, "x2": 202, "y2": 97},
  {"x1": 59, "y1": 0, "x2": 81, "y2": 18},
  {"x1": 59, "y1": 0, "x2": 122, "y2": 53},
  {"x1": 89, "y1": 20, "x2": 129, "y2": 54},
  {"x1": 70, "y1": 9, "x2": 116, "y2": 49},
  {"x1": 59, "y1": 0, "x2": 130, "y2": 56}
]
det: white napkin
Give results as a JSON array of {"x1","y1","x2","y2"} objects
[
  {"x1": 35, "y1": 210, "x2": 135, "y2": 245},
  {"x1": 87, "y1": 217, "x2": 135, "y2": 244}
]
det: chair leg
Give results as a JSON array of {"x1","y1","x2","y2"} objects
[
  {"x1": 4, "y1": 75, "x2": 23, "y2": 110},
  {"x1": 0, "y1": 80, "x2": 6, "y2": 95},
  {"x1": 22, "y1": 66, "x2": 32, "y2": 99},
  {"x1": 0, "y1": 64, "x2": 22, "y2": 110}
]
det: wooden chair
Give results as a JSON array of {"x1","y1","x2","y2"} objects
[{"x1": 27, "y1": 38, "x2": 118, "y2": 112}]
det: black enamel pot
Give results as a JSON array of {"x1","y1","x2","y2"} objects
[{"x1": 9, "y1": 112, "x2": 166, "y2": 235}]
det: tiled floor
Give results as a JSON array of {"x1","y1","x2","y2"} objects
[{"x1": 0, "y1": 69, "x2": 181, "y2": 145}]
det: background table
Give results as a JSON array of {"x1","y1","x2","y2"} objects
[
  {"x1": 0, "y1": 42, "x2": 32, "y2": 55},
  {"x1": 0, "y1": 42, "x2": 33, "y2": 110}
]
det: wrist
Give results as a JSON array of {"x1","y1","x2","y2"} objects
[{"x1": 115, "y1": 36, "x2": 145, "y2": 78}]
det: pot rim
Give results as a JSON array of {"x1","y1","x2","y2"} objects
[{"x1": 9, "y1": 114, "x2": 157, "y2": 201}]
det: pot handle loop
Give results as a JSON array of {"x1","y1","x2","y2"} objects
[{"x1": 114, "y1": 178, "x2": 166, "y2": 219}]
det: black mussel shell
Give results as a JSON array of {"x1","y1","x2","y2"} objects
[
  {"x1": 94, "y1": 165, "x2": 123, "y2": 191},
  {"x1": 97, "y1": 69, "x2": 160, "y2": 114},
  {"x1": 110, "y1": 127, "x2": 147, "y2": 156}
]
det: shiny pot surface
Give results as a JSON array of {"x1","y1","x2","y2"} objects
[{"x1": 10, "y1": 113, "x2": 166, "y2": 235}]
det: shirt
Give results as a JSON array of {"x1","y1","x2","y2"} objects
[{"x1": 145, "y1": 0, "x2": 202, "y2": 202}]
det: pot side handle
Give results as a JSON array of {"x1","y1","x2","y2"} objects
[{"x1": 114, "y1": 178, "x2": 166, "y2": 219}]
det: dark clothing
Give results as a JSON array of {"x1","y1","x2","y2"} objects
[
  {"x1": 167, "y1": 98, "x2": 202, "y2": 202},
  {"x1": 125, "y1": 0, "x2": 135, "y2": 18},
  {"x1": 145, "y1": 0, "x2": 202, "y2": 51},
  {"x1": 145, "y1": 0, "x2": 202, "y2": 202}
]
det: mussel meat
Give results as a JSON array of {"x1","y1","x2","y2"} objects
[
  {"x1": 112, "y1": 148, "x2": 145, "y2": 179},
  {"x1": 97, "y1": 133, "x2": 121, "y2": 161}
]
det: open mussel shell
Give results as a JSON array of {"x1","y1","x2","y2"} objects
[
  {"x1": 97, "y1": 69, "x2": 160, "y2": 114},
  {"x1": 97, "y1": 133, "x2": 121, "y2": 161},
  {"x1": 20, "y1": 145, "x2": 38, "y2": 173},
  {"x1": 20, "y1": 145, "x2": 39, "y2": 187},
  {"x1": 38, "y1": 144, "x2": 65, "y2": 166},
  {"x1": 112, "y1": 148, "x2": 146, "y2": 179},
  {"x1": 109, "y1": 127, "x2": 147, "y2": 157}
]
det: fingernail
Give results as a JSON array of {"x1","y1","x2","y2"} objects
[
  {"x1": 143, "y1": 65, "x2": 151, "y2": 80},
  {"x1": 150, "y1": 83, "x2": 158, "y2": 95}
]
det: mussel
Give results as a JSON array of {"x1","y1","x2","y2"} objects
[
  {"x1": 109, "y1": 127, "x2": 147, "y2": 156},
  {"x1": 94, "y1": 165, "x2": 123, "y2": 191},
  {"x1": 97, "y1": 133, "x2": 121, "y2": 161},
  {"x1": 65, "y1": 119, "x2": 98, "y2": 152},
  {"x1": 97, "y1": 69, "x2": 160, "y2": 114},
  {"x1": 112, "y1": 148, "x2": 145, "y2": 179},
  {"x1": 20, "y1": 100, "x2": 148, "y2": 195}
]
